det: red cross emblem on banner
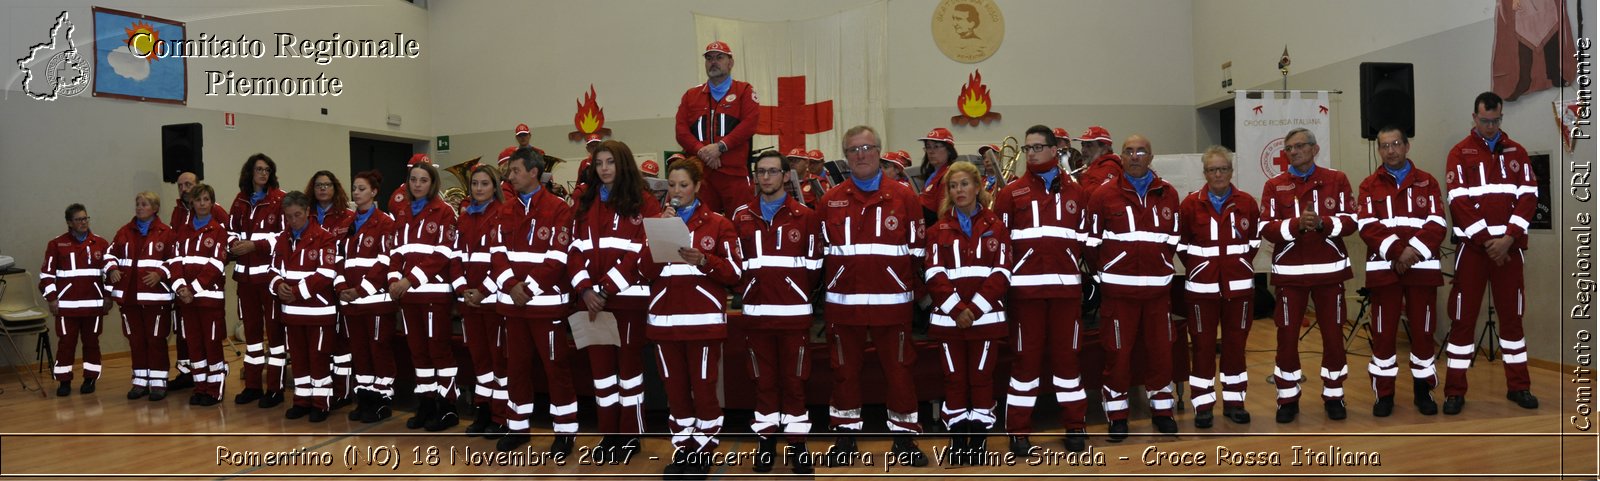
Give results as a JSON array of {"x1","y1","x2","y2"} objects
[
  {"x1": 756, "y1": 76, "x2": 833, "y2": 154},
  {"x1": 1272, "y1": 150, "x2": 1293, "y2": 174}
]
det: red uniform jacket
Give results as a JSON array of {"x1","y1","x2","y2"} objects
[
  {"x1": 1079, "y1": 153, "x2": 1124, "y2": 197},
  {"x1": 492, "y1": 189, "x2": 575, "y2": 320},
  {"x1": 1445, "y1": 130, "x2": 1538, "y2": 250},
  {"x1": 569, "y1": 191, "x2": 664, "y2": 311},
  {"x1": 228, "y1": 189, "x2": 286, "y2": 285},
  {"x1": 1258, "y1": 166, "x2": 1357, "y2": 287},
  {"x1": 675, "y1": 80, "x2": 760, "y2": 174},
  {"x1": 171, "y1": 202, "x2": 228, "y2": 233},
  {"x1": 924, "y1": 208, "x2": 1011, "y2": 341},
  {"x1": 816, "y1": 174, "x2": 926, "y2": 325},
  {"x1": 387, "y1": 185, "x2": 411, "y2": 217},
  {"x1": 640, "y1": 206, "x2": 742, "y2": 341},
  {"x1": 388, "y1": 196, "x2": 460, "y2": 305},
  {"x1": 314, "y1": 204, "x2": 354, "y2": 238},
  {"x1": 1085, "y1": 173, "x2": 1181, "y2": 300},
  {"x1": 335, "y1": 207, "x2": 398, "y2": 316},
  {"x1": 169, "y1": 219, "x2": 231, "y2": 309},
  {"x1": 919, "y1": 164, "x2": 950, "y2": 218},
  {"x1": 270, "y1": 224, "x2": 339, "y2": 326},
  {"x1": 1177, "y1": 185, "x2": 1261, "y2": 300},
  {"x1": 1358, "y1": 162, "x2": 1447, "y2": 288},
  {"x1": 106, "y1": 218, "x2": 176, "y2": 306},
  {"x1": 39, "y1": 232, "x2": 111, "y2": 316},
  {"x1": 800, "y1": 172, "x2": 831, "y2": 207},
  {"x1": 453, "y1": 199, "x2": 502, "y2": 314},
  {"x1": 992, "y1": 169, "x2": 1088, "y2": 300},
  {"x1": 730, "y1": 195, "x2": 822, "y2": 331}
]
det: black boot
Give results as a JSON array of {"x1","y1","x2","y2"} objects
[
  {"x1": 1064, "y1": 428, "x2": 1088, "y2": 452},
  {"x1": 825, "y1": 430, "x2": 858, "y2": 466},
  {"x1": 363, "y1": 395, "x2": 393, "y2": 423},
  {"x1": 1373, "y1": 396, "x2": 1395, "y2": 417},
  {"x1": 425, "y1": 398, "x2": 460, "y2": 431},
  {"x1": 753, "y1": 437, "x2": 777, "y2": 473},
  {"x1": 969, "y1": 425, "x2": 990, "y2": 463},
  {"x1": 1414, "y1": 379, "x2": 1438, "y2": 415},
  {"x1": 406, "y1": 397, "x2": 437, "y2": 429},
  {"x1": 79, "y1": 378, "x2": 96, "y2": 394},
  {"x1": 890, "y1": 435, "x2": 929, "y2": 467},
  {"x1": 483, "y1": 422, "x2": 508, "y2": 440},
  {"x1": 946, "y1": 423, "x2": 969, "y2": 466},
  {"x1": 1275, "y1": 402, "x2": 1299, "y2": 423},
  {"x1": 348, "y1": 391, "x2": 372, "y2": 421},
  {"x1": 57, "y1": 381, "x2": 70, "y2": 397},
  {"x1": 233, "y1": 388, "x2": 262, "y2": 405},
  {"x1": 1107, "y1": 419, "x2": 1129, "y2": 442},
  {"x1": 1194, "y1": 409, "x2": 1214, "y2": 429},
  {"x1": 496, "y1": 433, "x2": 529, "y2": 452},
  {"x1": 663, "y1": 449, "x2": 689, "y2": 477},
  {"x1": 1008, "y1": 435, "x2": 1035, "y2": 457},
  {"x1": 464, "y1": 403, "x2": 493, "y2": 435},
  {"x1": 1325, "y1": 399, "x2": 1347, "y2": 420},
  {"x1": 257, "y1": 390, "x2": 284, "y2": 409},
  {"x1": 786, "y1": 442, "x2": 814, "y2": 475},
  {"x1": 548, "y1": 435, "x2": 575, "y2": 456},
  {"x1": 168, "y1": 373, "x2": 195, "y2": 391}
]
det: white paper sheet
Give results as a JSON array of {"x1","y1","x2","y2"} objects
[
  {"x1": 643, "y1": 217, "x2": 691, "y2": 263},
  {"x1": 568, "y1": 310, "x2": 620, "y2": 349}
]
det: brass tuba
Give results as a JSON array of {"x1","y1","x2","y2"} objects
[
  {"x1": 441, "y1": 156, "x2": 482, "y2": 208},
  {"x1": 986, "y1": 136, "x2": 1023, "y2": 207}
]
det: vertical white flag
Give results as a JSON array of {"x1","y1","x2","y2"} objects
[{"x1": 1234, "y1": 91, "x2": 1333, "y2": 197}]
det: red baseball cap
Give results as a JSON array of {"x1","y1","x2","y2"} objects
[
  {"x1": 584, "y1": 133, "x2": 603, "y2": 144},
  {"x1": 514, "y1": 123, "x2": 530, "y2": 136},
  {"x1": 1079, "y1": 126, "x2": 1112, "y2": 144},
  {"x1": 497, "y1": 147, "x2": 517, "y2": 163},
  {"x1": 978, "y1": 144, "x2": 1000, "y2": 155},
  {"x1": 641, "y1": 158, "x2": 661, "y2": 177},
  {"x1": 408, "y1": 153, "x2": 431, "y2": 167},
  {"x1": 1052, "y1": 127, "x2": 1076, "y2": 142},
  {"x1": 785, "y1": 147, "x2": 809, "y2": 159},
  {"x1": 919, "y1": 127, "x2": 955, "y2": 145},
  {"x1": 807, "y1": 149, "x2": 825, "y2": 161},
  {"x1": 704, "y1": 41, "x2": 732, "y2": 57},
  {"x1": 882, "y1": 150, "x2": 912, "y2": 168}
]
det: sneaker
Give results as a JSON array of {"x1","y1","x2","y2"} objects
[
  {"x1": 1442, "y1": 396, "x2": 1465, "y2": 415},
  {"x1": 1373, "y1": 396, "x2": 1394, "y2": 417},
  {"x1": 233, "y1": 388, "x2": 262, "y2": 405},
  {"x1": 1506, "y1": 390, "x2": 1539, "y2": 409},
  {"x1": 1275, "y1": 402, "x2": 1299, "y2": 423},
  {"x1": 57, "y1": 381, "x2": 70, "y2": 397},
  {"x1": 1107, "y1": 420, "x2": 1129, "y2": 442},
  {"x1": 1194, "y1": 409, "x2": 1214, "y2": 429},
  {"x1": 257, "y1": 390, "x2": 284, "y2": 409},
  {"x1": 79, "y1": 378, "x2": 96, "y2": 394},
  {"x1": 1325, "y1": 399, "x2": 1347, "y2": 420}
]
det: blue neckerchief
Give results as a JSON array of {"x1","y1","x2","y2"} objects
[
  {"x1": 1037, "y1": 168, "x2": 1060, "y2": 190},
  {"x1": 1126, "y1": 170, "x2": 1154, "y2": 198},
  {"x1": 465, "y1": 200, "x2": 489, "y2": 215},
  {"x1": 316, "y1": 203, "x2": 330, "y2": 225},
  {"x1": 760, "y1": 193, "x2": 786, "y2": 222},
  {"x1": 520, "y1": 184, "x2": 540, "y2": 205},
  {"x1": 352, "y1": 207, "x2": 374, "y2": 235},
  {"x1": 1208, "y1": 187, "x2": 1232, "y2": 214},
  {"x1": 925, "y1": 164, "x2": 945, "y2": 190},
  {"x1": 955, "y1": 206, "x2": 976, "y2": 237},
  {"x1": 1478, "y1": 130, "x2": 1503, "y2": 152},
  {"x1": 851, "y1": 171, "x2": 883, "y2": 192},
  {"x1": 71, "y1": 231, "x2": 88, "y2": 243},
  {"x1": 676, "y1": 199, "x2": 700, "y2": 224},
  {"x1": 193, "y1": 214, "x2": 211, "y2": 230},
  {"x1": 986, "y1": 175, "x2": 999, "y2": 188},
  {"x1": 409, "y1": 198, "x2": 427, "y2": 216},
  {"x1": 134, "y1": 217, "x2": 152, "y2": 236},
  {"x1": 1385, "y1": 160, "x2": 1412, "y2": 187},
  {"x1": 708, "y1": 76, "x2": 732, "y2": 102},
  {"x1": 290, "y1": 224, "x2": 306, "y2": 240},
  {"x1": 250, "y1": 189, "x2": 266, "y2": 205},
  {"x1": 1288, "y1": 162, "x2": 1316, "y2": 181},
  {"x1": 599, "y1": 184, "x2": 612, "y2": 202}
]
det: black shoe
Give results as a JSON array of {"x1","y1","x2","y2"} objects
[
  {"x1": 233, "y1": 388, "x2": 262, "y2": 405},
  {"x1": 1507, "y1": 390, "x2": 1539, "y2": 409},
  {"x1": 465, "y1": 403, "x2": 493, "y2": 436},
  {"x1": 348, "y1": 392, "x2": 371, "y2": 421},
  {"x1": 1194, "y1": 409, "x2": 1214, "y2": 429},
  {"x1": 57, "y1": 381, "x2": 70, "y2": 397},
  {"x1": 1414, "y1": 380, "x2": 1438, "y2": 415},
  {"x1": 1443, "y1": 396, "x2": 1466, "y2": 415},
  {"x1": 549, "y1": 435, "x2": 575, "y2": 456},
  {"x1": 330, "y1": 396, "x2": 352, "y2": 411},
  {"x1": 890, "y1": 435, "x2": 928, "y2": 467},
  {"x1": 825, "y1": 430, "x2": 858, "y2": 466},
  {"x1": 786, "y1": 442, "x2": 814, "y2": 475},
  {"x1": 969, "y1": 427, "x2": 990, "y2": 464},
  {"x1": 1153, "y1": 416, "x2": 1178, "y2": 435},
  {"x1": 285, "y1": 404, "x2": 313, "y2": 419},
  {"x1": 406, "y1": 397, "x2": 437, "y2": 429},
  {"x1": 1107, "y1": 420, "x2": 1128, "y2": 442},
  {"x1": 309, "y1": 409, "x2": 329, "y2": 423},
  {"x1": 1324, "y1": 399, "x2": 1347, "y2": 420},
  {"x1": 753, "y1": 437, "x2": 777, "y2": 472},
  {"x1": 424, "y1": 401, "x2": 459, "y2": 432},
  {"x1": 1064, "y1": 429, "x2": 1087, "y2": 452},
  {"x1": 167, "y1": 374, "x2": 195, "y2": 391},
  {"x1": 189, "y1": 393, "x2": 204, "y2": 405},
  {"x1": 1008, "y1": 435, "x2": 1035, "y2": 457},
  {"x1": 257, "y1": 390, "x2": 284, "y2": 409},
  {"x1": 664, "y1": 449, "x2": 688, "y2": 476},
  {"x1": 591, "y1": 436, "x2": 619, "y2": 463},
  {"x1": 127, "y1": 386, "x2": 148, "y2": 400},
  {"x1": 1373, "y1": 396, "x2": 1395, "y2": 417},
  {"x1": 148, "y1": 387, "x2": 167, "y2": 402},
  {"x1": 195, "y1": 395, "x2": 220, "y2": 407},
  {"x1": 483, "y1": 423, "x2": 507, "y2": 440},
  {"x1": 79, "y1": 378, "x2": 96, "y2": 394},
  {"x1": 496, "y1": 433, "x2": 529, "y2": 452},
  {"x1": 1275, "y1": 402, "x2": 1299, "y2": 423},
  {"x1": 1224, "y1": 406, "x2": 1251, "y2": 424},
  {"x1": 363, "y1": 398, "x2": 393, "y2": 423}
]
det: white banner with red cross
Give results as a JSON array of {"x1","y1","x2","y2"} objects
[{"x1": 1234, "y1": 90, "x2": 1333, "y2": 197}]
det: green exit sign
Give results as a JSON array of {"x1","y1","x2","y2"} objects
[{"x1": 436, "y1": 135, "x2": 451, "y2": 153}]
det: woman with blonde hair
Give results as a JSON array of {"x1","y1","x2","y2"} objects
[{"x1": 106, "y1": 191, "x2": 177, "y2": 400}]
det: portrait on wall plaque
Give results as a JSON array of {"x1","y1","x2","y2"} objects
[{"x1": 931, "y1": 0, "x2": 1004, "y2": 63}]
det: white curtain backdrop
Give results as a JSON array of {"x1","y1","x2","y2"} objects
[{"x1": 694, "y1": 2, "x2": 888, "y2": 160}]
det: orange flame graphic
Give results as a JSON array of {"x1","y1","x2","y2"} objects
[
  {"x1": 957, "y1": 70, "x2": 992, "y2": 119},
  {"x1": 574, "y1": 85, "x2": 605, "y2": 134}
]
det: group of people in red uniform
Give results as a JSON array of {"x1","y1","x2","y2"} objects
[{"x1": 39, "y1": 36, "x2": 1539, "y2": 476}]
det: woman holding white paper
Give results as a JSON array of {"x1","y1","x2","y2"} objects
[{"x1": 643, "y1": 157, "x2": 742, "y2": 477}]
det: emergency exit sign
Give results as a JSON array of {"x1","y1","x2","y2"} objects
[{"x1": 436, "y1": 136, "x2": 451, "y2": 153}]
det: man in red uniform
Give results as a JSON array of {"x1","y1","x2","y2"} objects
[
  {"x1": 1258, "y1": 128, "x2": 1358, "y2": 423},
  {"x1": 993, "y1": 125, "x2": 1091, "y2": 454},
  {"x1": 1358, "y1": 126, "x2": 1446, "y2": 417},
  {"x1": 270, "y1": 191, "x2": 341, "y2": 422},
  {"x1": 816, "y1": 125, "x2": 929, "y2": 467},
  {"x1": 1442, "y1": 92, "x2": 1540, "y2": 414},
  {"x1": 1076, "y1": 126, "x2": 1120, "y2": 194},
  {"x1": 675, "y1": 41, "x2": 760, "y2": 215},
  {"x1": 42, "y1": 204, "x2": 111, "y2": 396},
  {"x1": 1085, "y1": 134, "x2": 1182, "y2": 439}
]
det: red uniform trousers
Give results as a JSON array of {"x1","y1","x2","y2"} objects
[
  {"x1": 744, "y1": 328, "x2": 811, "y2": 441},
  {"x1": 400, "y1": 303, "x2": 459, "y2": 401},
  {"x1": 237, "y1": 281, "x2": 287, "y2": 392},
  {"x1": 1186, "y1": 296, "x2": 1252, "y2": 412},
  {"x1": 939, "y1": 339, "x2": 999, "y2": 430},
  {"x1": 463, "y1": 309, "x2": 507, "y2": 424},
  {"x1": 286, "y1": 324, "x2": 333, "y2": 411},
  {"x1": 586, "y1": 309, "x2": 647, "y2": 436},
  {"x1": 1273, "y1": 284, "x2": 1348, "y2": 403},
  {"x1": 53, "y1": 315, "x2": 103, "y2": 382},
  {"x1": 697, "y1": 169, "x2": 755, "y2": 217},
  {"x1": 1444, "y1": 245, "x2": 1529, "y2": 396},
  {"x1": 180, "y1": 305, "x2": 227, "y2": 399},
  {"x1": 329, "y1": 316, "x2": 352, "y2": 404},
  {"x1": 656, "y1": 339, "x2": 725, "y2": 453},
  {"x1": 505, "y1": 316, "x2": 578, "y2": 434},
  {"x1": 345, "y1": 313, "x2": 398, "y2": 399},
  {"x1": 1369, "y1": 285, "x2": 1439, "y2": 397},
  {"x1": 827, "y1": 323, "x2": 922, "y2": 433},
  {"x1": 120, "y1": 304, "x2": 171, "y2": 390},
  {"x1": 172, "y1": 309, "x2": 191, "y2": 381},
  {"x1": 1100, "y1": 295, "x2": 1176, "y2": 420},
  {"x1": 1006, "y1": 298, "x2": 1088, "y2": 433}
]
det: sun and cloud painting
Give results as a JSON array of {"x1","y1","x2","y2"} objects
[{"x1": 92, "y1": 7, "x2": 186, "y2": 104}]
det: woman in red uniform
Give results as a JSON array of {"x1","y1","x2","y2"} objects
[
  {"x1": 270, "y1": 191, "x2": 341, "y2": 422},
  {"x1": 169, "y1": 184, "x2": 231, "y2": 405},
  {"x1": 918, "y1": 128, "x2": 959, "y2": 223},
  {"x1": 924, "y1": 162, "x2": 1011, "y2": 464},
  {"x1": 644, "y1": 158, "x2": 742, "y2": 477},
  {"x1": 336, "y1": 171, "x2": 400, "y2": 423},
  {"x1": 106, "y1": 191, "x2": 177, "y2": 401},
  {"x1": 229, "y1": 154, "x2": 287, "y2": 407},
  {"x1": 41, "y1": 203, "x2": 111, "y2": 397},
  {"x1": 306, "y1": 171, "x2": 355, "y2": 410},
  {"x1": 569, "y1": 140, "x2": 661, "y2": 460},
  {"x1": 455, "y1": 164, "x2": 508, "y2": 437},
  {"x1": 389, "y1": 161, "x2": 462, "y2": 431}
]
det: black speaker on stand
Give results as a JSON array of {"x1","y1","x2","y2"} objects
[
  {"x1": 162, "y1": 123, "x2": 204, "y2": 182},
  {"x1": 1359, "y1": 62, "x2": 1415, "y2": 140}
]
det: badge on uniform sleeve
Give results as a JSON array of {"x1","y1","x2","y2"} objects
[
  {"x1": 204, "y1": 238, "x2": 216, "y2": 248},
  {"x1": 557, "y1": 228, "x2": 570, "y2": 246},
  {"x1": 1416, "y1": 197, "x2": 1429, "y2": 209},
  {"x1": 725, "y1": 94, "x2": 737, "y2": 102},
  {"x1": 884, "y1": 215, "x2": 899, "y2": 231},
  {"x1": 537, "y1": 226, "x2": 551, "y2": 241},
  {"x1": 1237, "y1": 218, "x2": 1250, "y2": 232},
  {"x1": 1510, "y1": 161, "x2": 1521, "y2": 173},
  {"x1": 1065, "y1": 199, "x2": 1078, "y2": 214},
  {"x1": 787, "y1": 229, "x2": 802, "y2": 243},
  {"x1": 1013, "y1": 187, "x2": 1030, "y2": 197},
  {"x1": 426, "y1": 221, "x2": 438, "y2": 234},
  {"x1": 362, "y1": 237, "x2": 374, "y2": 248},
  {"x1": 1446, "y1": 171, "x2": 1457, "y2": 183},
  {"x1": 444, "y1": 229, "x2": 456, "y2": 243},
  {"x1": 700, "y1": 236, "x2": 715, "y2": 250},
  {"x1": 394, "y1": 193, "x2": 406, "y2": 204},
  {"x1": 1161, "y1": 206, "x2": 1173, "y2": 219},
  {"x1": 750, "y1": 88, "x2": 758, "y2": 102},
  {"x1": 323, "y1": 247, "x2": 336, "y2": 264},
  {"x1": 154, "y1": 242, "x2": 165, "y2": 253},
  {"x1": 985, "y1": 237, "x2": 999, "y2": 252},
  {"x1": 828, "y1": 200, "x2": 849, "y2": 208},
  {"x1": 1323, "y1": 197, "x2": 1336, "y2": 210}
]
